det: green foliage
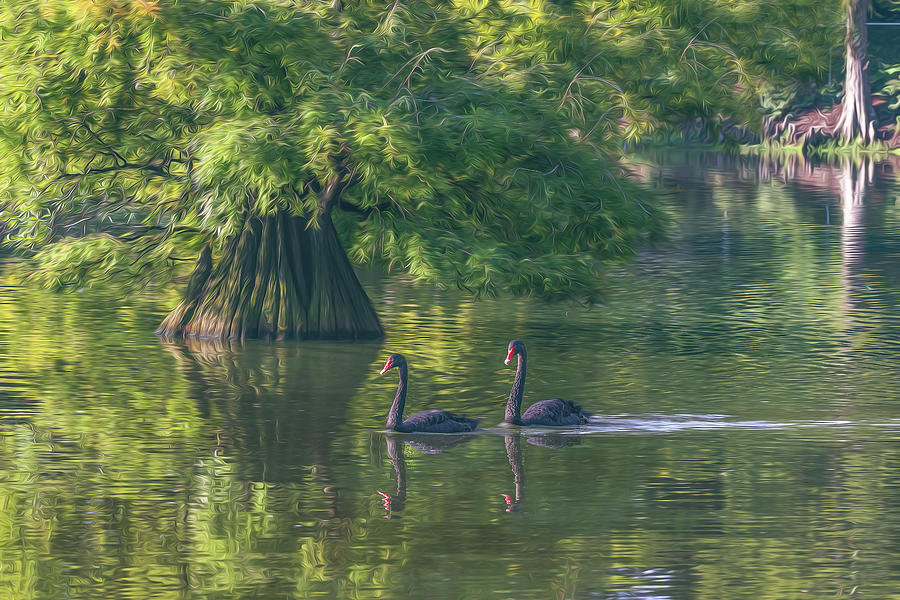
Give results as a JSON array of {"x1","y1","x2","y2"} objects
[
  {"x1": 757, "y1": 81, "x2": 823, "y2": 126},
  {"x1": 0, "y1": 0, "x2": 672, "y2": 302},
  {"x1": 0, "y1": 0, "x2": 857, "y2": 302},
  {"x1": 870, "y1": 0, "x2": 900, "y2": 93},
  {"x1": 881, "y1": 65, "x2": 900, "y2": 110},
  {"x1": 23, "y1": 231, "x2": 202, "y2": 291},
  {"x1": 752, "y1": 0, "x2": 900, "y2": 146},
  {"x1": 592, "y1": 0, "x2": 840, "y2": 142}
]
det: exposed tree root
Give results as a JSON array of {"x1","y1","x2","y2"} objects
[
  {"x1": 765, "y1": 97, "x2": 898, "y2": 148},
  {"x1": 157, "y1": 211, "x2": 383, "y2": 341}
]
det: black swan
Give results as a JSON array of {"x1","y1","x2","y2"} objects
[
  {"x1": 380, "y1": 353, "x2": 480, "y2": 433},
  {"x1": 503, "y1": 340, "x2": 590, "y2": 426}
]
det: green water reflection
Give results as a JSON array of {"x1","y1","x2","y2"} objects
[{"x1": 2, "y1": 154, "x2": 900, "y2": 598}]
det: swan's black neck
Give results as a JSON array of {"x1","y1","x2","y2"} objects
[
  {"x1": 505, "y1": 349, "x2": 526, "y2": 424},
  {"x1": 386, "y1": 363, "x2": 408, "y2": 430}
]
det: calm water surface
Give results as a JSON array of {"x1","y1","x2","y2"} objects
[{"x1": 2, "y1": 153, "x2": 900, "y2": 599}]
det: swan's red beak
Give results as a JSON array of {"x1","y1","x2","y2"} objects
[
  {"x1": 504, "y1": 348, "x2": 515, "y2": 365},
  {"x1": 379, "y1": 359, "x2": 392, "y2": 375}
]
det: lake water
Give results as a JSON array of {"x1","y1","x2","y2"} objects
[{"x1": 2, "y1": 152, "x2": 900, "y2": 599}]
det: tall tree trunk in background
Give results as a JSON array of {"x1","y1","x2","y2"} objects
[
  {"x1": 835, "y1": 0, "x2": 876, "y2": 143},
  {"x1": 157, "y1": 210, "x2": 383, "y2": 341}
]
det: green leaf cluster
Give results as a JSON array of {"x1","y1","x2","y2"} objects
[
  {"x1": 1, "y1": 0, "x2": 842, "y2": 298},
  {"x1": 0, "y1": 0, "x2": 677, "y2": 300}
]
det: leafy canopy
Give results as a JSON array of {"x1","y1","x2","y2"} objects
[
  {"x1": 1, "y1": 0, "x2": 832, "y2": 298},
  {"x1": 0, "y1": 0, "x2": 673, "y2": 299}
]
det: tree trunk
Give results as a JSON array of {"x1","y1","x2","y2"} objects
[
  {"x1": 835, "y1": 0, "x2": 876, "y2": 143},
  {"x1": 157, "y1": 211, "x2": 383, "y2": 341}
]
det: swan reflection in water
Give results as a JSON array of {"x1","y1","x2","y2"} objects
[
  {"x1": 376, "y1": 432, "x2": 581, "y2": 517},
  {"x1": 377, "y1": 434, "x2": 475, "y2": 519},
  {"x1": 502, "y1": 433, "x2": 582, "y2": 512},
  {"x1": 376, "y1": 429, "x2": 584, "y2": 517}
]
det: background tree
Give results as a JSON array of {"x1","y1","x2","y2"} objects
[
  {"x1": 749, "y1": 0, "x2": 900, "y2": 147},
  {"x1": 0, "y1": 0, "x2": 664, "y2": 341},
  {"x1": 835, "y1": 0, "x2": 877, "y2": 142},
  {"x1": 567, "y1": 0, "x2": 837, "y2": 145}
]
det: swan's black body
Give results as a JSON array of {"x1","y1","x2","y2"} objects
[
  {"x1": 380, "y1": 354, "x2": 479, "y2": 433},
  {"x1": 504, "y1": 340, "x2": 590, "y2": 426}
]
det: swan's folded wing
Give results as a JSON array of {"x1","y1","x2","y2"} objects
[
  {"x1": 402, "y1": 409, "x2": 479, "y2": 433},
  {"x1": 521, "y1": 398, "x2": 589, "y2": 425}
]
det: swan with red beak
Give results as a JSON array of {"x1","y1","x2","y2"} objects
[
  {"x1": 379, "y1": 353, "x2": 480, "y2": 433},
  {"x1": 503, "y1": 340, "x2": 590, "y2": 426}
]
